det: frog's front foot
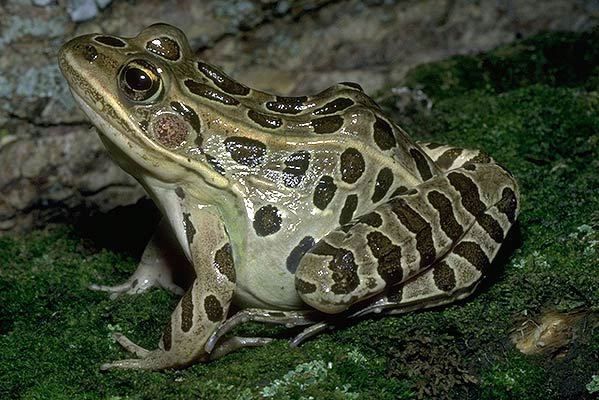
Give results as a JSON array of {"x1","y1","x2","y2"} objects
[
  {"x1": 91, "y1": 220, "x2": 191, "y2": 299},
  {"x1": 89, "y1": 271, "x2": 184, "y2": 299}
]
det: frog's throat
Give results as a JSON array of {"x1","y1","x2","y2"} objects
[{"x1": 71, "y1": 90, "x2": 229, "y2": 190}]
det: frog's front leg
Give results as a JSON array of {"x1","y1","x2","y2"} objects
[
  {"x1": 295, "y1": 160, "x2": 519, "y2": 315},
  {"x1": 101, "y1": 209, "x2": 235, "y2": 370},
  {"x1": 90, "y1": 219, "x2": 193, "y2": 298}
]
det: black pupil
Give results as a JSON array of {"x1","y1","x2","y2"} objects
[{"x1": 125, "y1": 67, "x2": 152, "y2": 91}]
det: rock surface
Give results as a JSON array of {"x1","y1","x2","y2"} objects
[{"x1": 0, "y1": 0, "x2": 597, "y2": 233}]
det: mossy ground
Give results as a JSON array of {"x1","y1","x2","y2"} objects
[{"x1": 1, "y1": 29, "x2": 598, "y2": 399}]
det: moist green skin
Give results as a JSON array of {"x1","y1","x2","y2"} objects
[{"x1": 1, "y1": 28, "x2": 598, "y2": 399}]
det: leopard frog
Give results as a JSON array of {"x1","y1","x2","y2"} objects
[{"x1": 58, "y1": 24, "x2": 519, "y2": 370}]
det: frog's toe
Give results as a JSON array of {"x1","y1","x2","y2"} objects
[
  {"x1": 89, "y1": 280, "x2": 138, "y2": 299},
  {"x1": 209, "y1": 337, "x2": 273, "y2": 360},
  {"x1": 290, "y1": 322, "x2": 331, "y2": 347},
  {"x1": 90, "y1": 277, "x2": 185, "y2": 299},
  {"x1": 112, "y1": 332, "x2": 151, "y2": 357},
  {"x1": 100, "y1": 358, "x2": 146, "y2": 371}
]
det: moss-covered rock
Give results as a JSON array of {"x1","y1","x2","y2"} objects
[{"x1": 1, "y1": 28, "x2": 598, "y2": 399}]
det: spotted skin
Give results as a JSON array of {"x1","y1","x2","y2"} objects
[
  {"x1": 59, "y1": 23, "x2": 520, "y2": 370},
  {"x1": 296, "y1": 158, "x2": 519, "y2": 314}
]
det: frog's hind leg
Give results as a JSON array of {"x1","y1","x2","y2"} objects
[
  {"x1": 205, "y1": 309, "x2": 321, "y2": 353},
  {"x1": 90, "y1": 219, "x2": 193, "y2": 298},
  {"x1": 295, "y1": 158, "x2": 519, "y2": 317},
  {"x1": 293, "y1": 158, "x2": 519, "y2": 344}
]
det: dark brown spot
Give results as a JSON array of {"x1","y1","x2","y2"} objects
[
  {"x1": 152, "y1": 113, "x2": 189, "y2": 148},
  {"x1": 205, "y1": 154, "x2": 226, "y2": 175},
  {"x1": 478, "y1": 213, "x2": 504, "y2": 243},
  {"x1": 296, "y1": 278, "x2": 317, "y2": 294},
  {"x1": 197, "y1": 62, "x2": 250, "y2": 95},
  {"x1": 340, "y1": 81, "x2": 363, "y2": 90},
  {"x1": 94, "y1": 35, "x2": 126, "y2": 47},
  {"x1": 224, "y1": 137, "x2": 266, "y2": 167},
  {"x1": 247, "y1": 109, "x2": 282, "y2": 129},
  {"x1": 175, "y1": 187, "x2": 185, "y2": 199},
  {"x1": 497, "y1": 187, "x2": 518, "y2": 223},
  {"x1": 387, "y1": 285, "x2": 403, "y2": 302},
  {"x1": 184, "y1": 79, "x2": 239, "y2": 105},
  {"x1": 340, "y1": 148, "x2": 365, "y2": 184},
  {"x1": 253, "y1": 205, "x2": 282, "y2": 236},
  {"x1": 214, "y1": 243, "x2": 235, "y2": 282},
  {"x1": 448, "y1": 172, "x2": 486, "y2": 216},
  {"x1": 146, "y1": 36, "x2": 180, "y2": 61},
  {"x1": 410, "y1": 148, "x2": 434, "y2": 181},
  {"x1": 286, "y1": 236, "x2": 315, "y2": 273},
  {"x1": 366, "y1": 231, "x2": 403, "y2": 284},
  {"x1": 170, "y1": 102, "x2": 202, "y2": 147},
  {"x1": 282, "y1": 151, "x2": 311, "y2": 188},
  {"x1": 265, "y1": 96, "x2": 307, "y2": 114},
  {"x1": 183, "y1": 212, "x2": 196, "y2": 245},
  {"x1": 313, "y1": 97, "x2": 354, "y2": 115},
  {"x1": 464, "y1": 163, "x2": 476, "y2": 171},
  {"x1": 427, "y1": 190, "x2": 463, "y2": 241},
  {"x1": 373, "y1": 117, "x2": 396, "y2": 150},
  {"x1": 437, "y1": 148, "x2": 463, "y2": 170},
  {"x1": 433, "y1": 261, "x2": 456, "y2": 291},
  {"x1": 204, "y1": 295, "x2": 223, "y2": 322},
  {"x1": 357, "y1": 212, "x2": 383, "y2": 228},
  {"x1": 313, "y1": 175, "x2": 337, "y2": 210},
  {"x1": 454, "y1": 241, "x2": 489, "y2": 271},
  {"x1": 311, "y1": 115, "x2": 344, "y2": 134},
  {"x1": 339, "y1": 194, "x2": 359, "y2": 225},
  {"x1": 372, "y1": 167, "x2": 394, "y2": 203},
  {"x1": 390, "y1": 186, "x2": 408, "y2": 198},
  {"x1": 161, "y1": 322, "x2": 172, "y2": 351},
  {"x1": 309, "y1": 242, "x2": 359, "y2": 295},
  {"x1": 180, "y1": 288, "x2": 194, "y2": 332},
  {"x1": 390, "y1": 199, "x2": 436, "y2": 268}
]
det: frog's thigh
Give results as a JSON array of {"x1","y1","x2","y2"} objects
[
  {"x1": 102, "y1": 211, "x2": 236, "y2": 370},
  {"x1": 296, "y1": 162, "x2": 519, "y2": 314},
  {"x1": 90, "y1": 219, "x2": 192, "y2": 297}
]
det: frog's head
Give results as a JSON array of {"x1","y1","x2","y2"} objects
[{"x1": 58, "y1": 24, "x2": 227, "y2": 188}]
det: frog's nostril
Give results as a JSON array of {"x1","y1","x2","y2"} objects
[{"x1": 83, "y1": 44, "x2": 98, "y2": 62}]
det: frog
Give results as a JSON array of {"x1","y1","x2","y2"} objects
[{"x1": 58, "y1": 24, "x2": 519, "y2": 371}]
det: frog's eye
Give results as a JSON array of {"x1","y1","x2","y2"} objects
[{"x1": 119, "y1": 59, "x2": 162, "y2": 103}]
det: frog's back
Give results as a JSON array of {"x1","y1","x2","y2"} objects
[
  {"x1": 179, "y1": 66, "x2": 447, "y2": 310},
  {"x1": 183, "y1": 62, "x2": 440, "y2": 186}
]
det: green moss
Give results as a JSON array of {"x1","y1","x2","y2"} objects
[
  {"x1": 2, "y1": 28, "x2": 599, "y2": 399},
  {"x1": 404, "y1": 27, "x2": 599, "y2": 100}
]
